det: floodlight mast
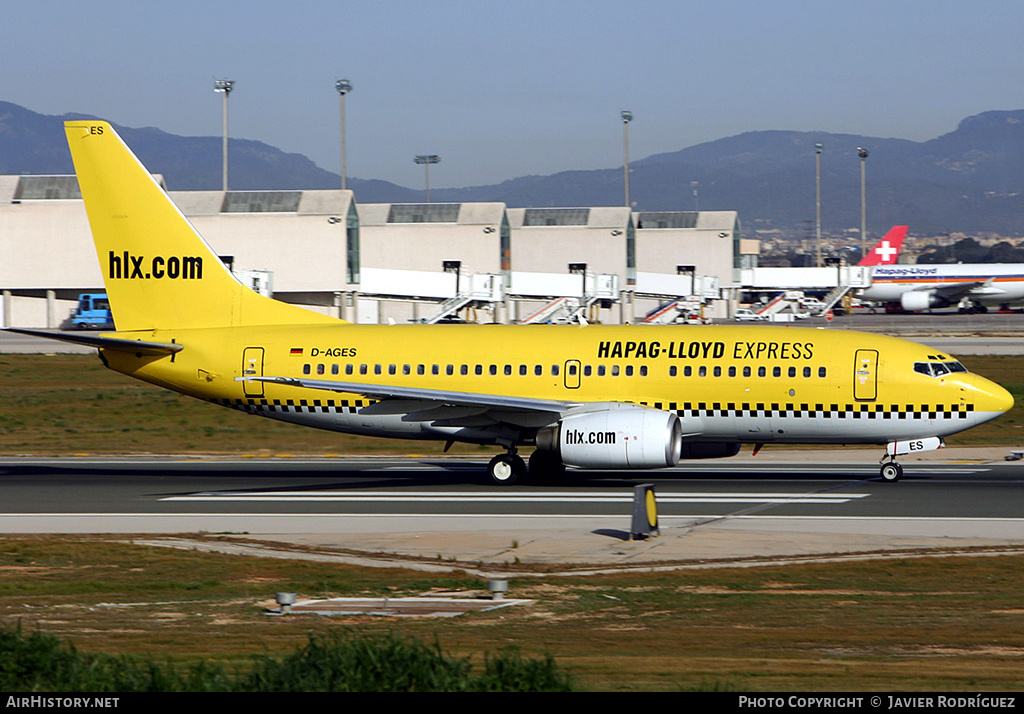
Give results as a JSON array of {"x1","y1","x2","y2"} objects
[
  {"x1": 336, "y1": 79, "x2": 353, "y2": 190},
  {"x1": 414, "y1": 154, "x2": 440, "y2": 203},
  {"x1": 858, "y1": 146, "x2": 869, "y2": 261},
  {"x1": 814, "y1": 142, "x2": 824, "y2": 267},
  {"x1": 213, "y1": 79, "x2": 235, "y2": 192},
  {"x1": 621, "y1": 110, "x2": 633, "y2": 207}
]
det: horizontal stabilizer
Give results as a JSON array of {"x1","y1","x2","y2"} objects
[{"x1": 4, "y1": 328, "x2": 183, "y2": 355}]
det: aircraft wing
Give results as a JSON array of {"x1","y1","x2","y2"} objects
[
  {"x1": 3, "y1": 327, "x2": 183, "y2": 356},
  {"x1": 245, "y1": 375, "x2": 582, "y2": 427},
  {"x1": 914, "y1": 280, "x2": 988, "y2": 302}
]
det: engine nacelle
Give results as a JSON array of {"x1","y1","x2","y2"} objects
[
  {"x1": 536, "y1": 405, "x2": 682, "y2": 469},
  {"x1": 900, "y1": 290, "x2": 947, "y2": 311}
]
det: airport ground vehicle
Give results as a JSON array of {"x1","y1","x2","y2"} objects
[{"x1": 70, "y1": 293, "x2": 113, "y2": 330}]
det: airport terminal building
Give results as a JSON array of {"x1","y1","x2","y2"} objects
[{"x1": 0, "y1": 174, "x2": 752, "y2": 328}]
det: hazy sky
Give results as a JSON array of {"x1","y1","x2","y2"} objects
[{"x1": 3, "y1": 0, "x2": 1021, "y2": 187}]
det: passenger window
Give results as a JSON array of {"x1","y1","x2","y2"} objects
[
  {"x1": 611, "y1": 365, "x2": 620, "y2": 376},
  {"x1": 552, "y1": 365, "x2": 560, "y2": 376},
  {"x1": 345, "y1": 364, "x2": 354, "y2": 376},
  {"x1": 303, "y1": 364, "x2": 311, "y2": 375},
  {"x1": 583, "y1": 365, "x2": 592, "y2": 377},
  {"x1": 432, "y1": 365, "x2": 439, "y2": 375},
  {"x1": 758, "y1": 366, "x2": 766, "y2": 377},
  {"x1": 519, "y1": 365, "x2": 527, "y2": 376},
  {"x1": 446, "y1": 365, "x2": 454, "y2": 375},
  {"x1": 402, "y1": 364, "x2": 411, "y2": 375},
  {"x1": 359, "y1": 364, "x2": 368, "y2": 375},
  {"x1": 639, "y1": 366, "x2": 648, "y2": 377},
  {"x1": 698, "y1": 366, "x2": 707, "y2": 377},
  {"x1": 713, "y1": 366, "x2": 721, "y2": 377},
  {"x1": 317, "y1": 364, "x2": 325, "y2": 375},
  {"x1": 788, "y1": 367, "x2": 796, "y2": 378},
  {"x1": 625, "y1": 366, "x2": 634, "y2": 376},
  {"x1": 598, "y1": 365, "x2": 607, "y2": 376},
  {"x1": 728, "y1": 366, "x2": 736, "y2": 377},
  {"x1": 803, "y1": 366, "x2": 811, "y2": 378},
  {"x1": 669, "y1": 366, "x2": 677, "y2": 377},
  {"x1": 743, "y1": 366, "x2": 752, "y2": 378},
  {"x1": 535, "y1": 365, "x2": 542, "y2": 376},
  {"x1": 416, "y1": 365, "x2": 424, "y2": 375},
  {"x1": 374, "y1": 365, "x2": 382, "y2": 375},
  {"x1": 772, "y1": 366, "x2": 781, "y2": 377},
  {"x1": 475, "y1": 365, "x2": 483, "y2": 375},
  {"x1": 818, "y1": 367, "x2": 827, "y2": 378},
  {"x1": 461, "y1": 365, "x2": 468, "y2": 375},
  {"x1": 388, "y1": 364, "x2": 396, "y2": 375},
  {"x1": 683, "y1": 366, "x2": 692, "y2": 377},
  {"x1": 331, "y1": 364, "x2": 339, "y2": 375}
]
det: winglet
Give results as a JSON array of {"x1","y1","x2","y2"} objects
[
  {"x1": 64, "y1": 121, "x2": 340, "y2": 331},
  {"x1": 858, "y1": 226, "x2": 908, "y2": 266}
]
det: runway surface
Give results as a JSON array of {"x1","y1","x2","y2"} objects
[{"x1": 2, "y1": 454, "x2": 1023, "y2": 568}]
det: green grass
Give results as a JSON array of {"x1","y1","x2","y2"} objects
[
  {"x1": 0, "y1": 353, "x2": 1021, "y2": 454},
  {"x1": 0, "y1": 625, "x2": 572, "y2": 692},
  {"x1": 1, "y1": 536, "x2": 1023, "y2": 691}
]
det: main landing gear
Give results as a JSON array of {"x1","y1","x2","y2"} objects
[
  {"x1": 487, "y1": 450, "x2": 526, "y2": 486},
  {"x1": 486, "y1": 447, "x2": 567, "y2": 485}
]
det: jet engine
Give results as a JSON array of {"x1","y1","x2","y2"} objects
[
  {"x1": 900, "y1": 290, "x2": 948, "y2": 311},
  {"x1": 535, "y1": 405, "x2": 682, "y2": 469}
]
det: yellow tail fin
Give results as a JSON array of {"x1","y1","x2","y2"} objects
[{"x1": 65, "y1": 120, "x2": 339, "y2": 331}]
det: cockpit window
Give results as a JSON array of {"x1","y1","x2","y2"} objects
[{"x1": 914, "y1": 360, "x2": 968, "y2": 377}]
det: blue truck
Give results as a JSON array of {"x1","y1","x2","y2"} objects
[{"x1": 71, "y1": 293, "x2": 114, "y2": 330}]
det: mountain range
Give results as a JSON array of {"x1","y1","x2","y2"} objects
[{"x1": 2, "y1": 100, "x2": 1023, "y2": 237}]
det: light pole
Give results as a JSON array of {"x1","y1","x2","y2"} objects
[
  {"x1": 858, "y1": 146, "x2": 869, "y2": 262},
  {"x1": 814, "y1": 142, "x2": 824, "y2": 267},
  {"x1": 414, "y1": 155, "x2": 440, "y2": 202},
  {"x1": 336, "y1": 79, "x2": 352, "y2": 190},
  {"x1": 621, "y1": 110, "x2": 633, "y2": 207},
  {"x1": 214, "y1": 79, "x2": 234, "y2": 192}
]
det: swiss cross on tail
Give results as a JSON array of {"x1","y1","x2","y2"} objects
[{"x1": 857, "y1": 226, "x2": 908, "y2": 266}]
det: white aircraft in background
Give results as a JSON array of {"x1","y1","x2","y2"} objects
[{"x1": 859, "y1": 226, "x2": 1024, "y2": 312}]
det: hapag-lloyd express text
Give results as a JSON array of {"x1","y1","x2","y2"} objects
[{"x1": 596, "y1": 340, "x2": 815, "y2": 361}]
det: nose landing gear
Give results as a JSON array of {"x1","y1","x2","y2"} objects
[{"x1": 879, "y1": 459, "x2": 904, "y2": 482}]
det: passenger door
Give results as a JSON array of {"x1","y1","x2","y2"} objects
[
  {"x1": 853, "y1": 349, "x2": 878, "y2": 401},
  {"x1": 242, "y1": 347, "x2": 265, "y2": 398},
  {"x1": 564, "y1": 359, "x2": 581, "y2": 389}
]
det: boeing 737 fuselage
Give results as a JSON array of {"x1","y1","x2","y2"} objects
[{"x1": 8, "y1": 122, "x2": 1013, "y2": 485}]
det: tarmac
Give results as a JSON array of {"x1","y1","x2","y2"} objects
[{"x1": 132, "y1": 446, "x2": 1024, "y2": 577}]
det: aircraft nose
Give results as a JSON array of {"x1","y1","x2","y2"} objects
[
  {"x1": 963, "y1": 374, "x2": 1014, "y2": 416},
  {"x1": 989, "y1": 380, "x2": 1014, "y2": 415}
]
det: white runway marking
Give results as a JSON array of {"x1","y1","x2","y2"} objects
[{"x1": 161, "y1": 490, "x2": 870, "y2": 504}]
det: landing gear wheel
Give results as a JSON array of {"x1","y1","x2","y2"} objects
[
  {"x1": 488, "y1": 453, "x2": 525, "y2": 486},
  {"x1": 880, "y1": 462, "x2": 903, "y2": 482}
]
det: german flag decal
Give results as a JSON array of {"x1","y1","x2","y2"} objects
[{"x1": 290, "y1": 348, "x2": 303, "y2": 356}]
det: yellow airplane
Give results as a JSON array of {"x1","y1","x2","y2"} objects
[{"x1": 7, "y1": 121, "x2": 1014, "y2": 484}]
